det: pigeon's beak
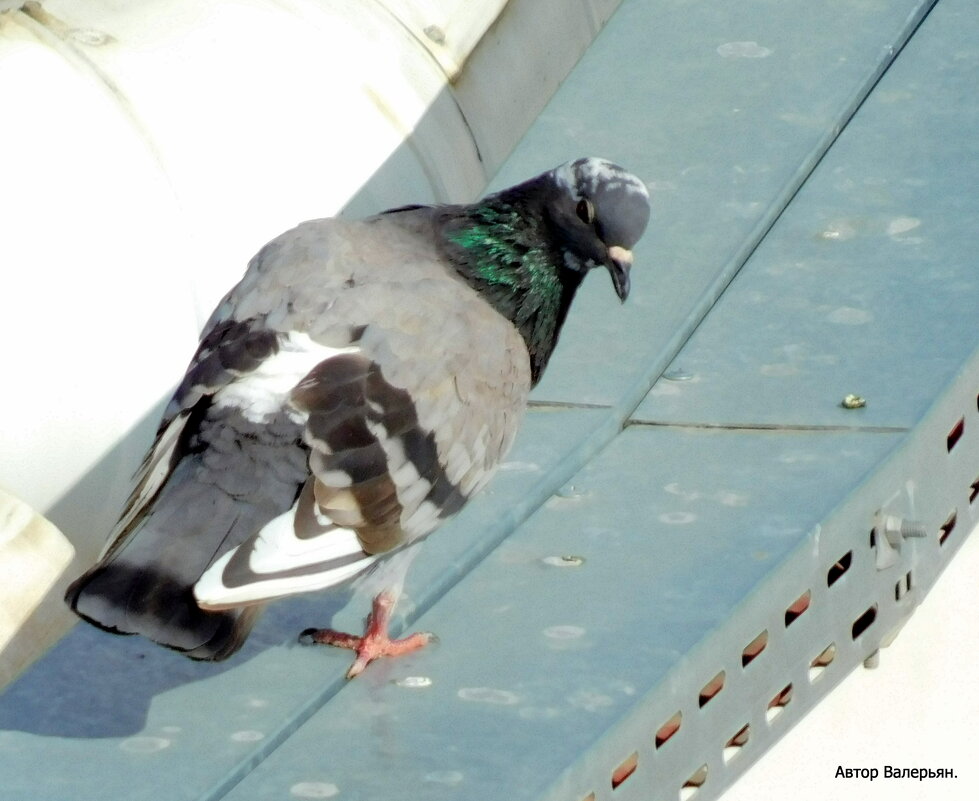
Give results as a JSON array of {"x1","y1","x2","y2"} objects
[{"x1": 606, "y1": 245, "x2": 633, "y2": 302}]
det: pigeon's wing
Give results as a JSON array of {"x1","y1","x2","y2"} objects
[
  {"x1": 98, "y1": 318, "x2": 284, "y2": 562},
  {"x1": 93, "y1": 221, "x2": 353, "y2": 564},
  {"x1": 67, "y1": 221, "x2": 360, "y2": 657},
  {"x1": 194, "y1": 217, "x2": 532, "y2": 609}
]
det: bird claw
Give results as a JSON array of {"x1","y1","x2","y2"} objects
[{"x1": 299, "y1": 591, "x2": 435, "y2": 678}]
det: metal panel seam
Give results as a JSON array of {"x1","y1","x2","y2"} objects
[
  {"x1": 627, "y1": 422, "x2": 910, "y2": 435},
  {"x1": 366, "y1": 0, "x2": 509, "y2": 83},
  {"x1": 613, "y1": 0, "x2": 942, "y2": 426},
  {"x1": 361, "y1": 0, "x2": 485, "y2": 163}
]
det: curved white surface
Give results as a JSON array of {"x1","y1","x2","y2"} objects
[{"x1": 0, "y1": 0, "x2": 468, "y2": 540}]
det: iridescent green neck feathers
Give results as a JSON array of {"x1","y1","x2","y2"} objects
[{"x1": 441, "y1": 198, "x2": 581, "y2": 385}]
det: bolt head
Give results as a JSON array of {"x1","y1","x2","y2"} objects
[{"x1": 423, "y1": 24, "x2": 446, "y2": 44}]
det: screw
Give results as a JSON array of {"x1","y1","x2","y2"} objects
[
  {"x1": 423, "y1": 25, "x2": 446, "y2": 44},
  {"x1": 881, "y1": 514, "x2": 927, "y2": 540}
]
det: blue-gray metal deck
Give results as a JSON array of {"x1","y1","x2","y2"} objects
[{"x1": 2, "y1": 0, "x2": 977, "y2": 799}]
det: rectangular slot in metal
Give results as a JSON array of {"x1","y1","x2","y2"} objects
[
  {"x1": 611, "y1": 751, "x2": 638, "y2": 790},
  {"x1": 784, "y1": 590, "x2": 811, "y2": 627},
  {"x1": 655, "y1": 711, "x2": 682, "y2": 748},
  {"x1": 896, "y1": 570, "x2": 913, "y2": 601},
  {"x1": 939, "y1": 510, "x2": 957, "y2": 546},
  {"x1": 765, "y1": 684, "x2": 793, "y2": 722},
  {"x1": 742, "y1": 631, "x2": 768, "y2": 667},
  {"x1": 851, "y1": 604, "x2": 878, "y2": 639},
  {"x1": 723, "y1": 724, "x2": 750, "y2": 763},
  {"x1": 680, "y1": 764, "x2": 709, "y2": 801},
  {"x1": 946, "y1": 417, "x2": 965, "y2": 451},
  {"x1": 808, "y1": 643, "x2": 836, "y2": 682},
  {"x1": 827, "y1": 551, "x2": 852, "y2": 586},
  {"x1": 699, "y1": 671, "x2": 725, "y2": 707}
]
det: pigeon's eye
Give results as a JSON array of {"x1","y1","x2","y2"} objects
[{"x1": 575, "y1": 198, "x2": 595, "y2": 225}]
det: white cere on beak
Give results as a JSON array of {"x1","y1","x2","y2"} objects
[{"x1": 608, "y1": 245, "x2": 634, "y2": 266}]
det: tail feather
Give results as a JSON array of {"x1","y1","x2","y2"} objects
[
  {"x1": 65, "y1": 461, "x2": 288, "y2": 661},
  {"x1": 65, "y1": 562, "x2": 258, "y2": 660},
  {"x1": 194, "y1": 479, "x2": 379, "y2": 611}
]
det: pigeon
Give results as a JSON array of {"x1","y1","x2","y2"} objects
[{"x1": 65, "y1": 157, "x2": 651, "y2": 674}]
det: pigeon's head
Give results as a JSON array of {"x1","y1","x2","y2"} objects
[{"x1": 548, "y1": 157, "x2": 651, "y2": 301}]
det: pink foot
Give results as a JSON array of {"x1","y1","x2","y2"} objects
[{"x1": 300, "y1": 591, "x2": 434, "y2": 678}]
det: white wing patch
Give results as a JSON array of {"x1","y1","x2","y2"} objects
[
  {"x1": 194, "y1": 498, "x2": 378, "y2": 609},
  {"x1": 213, "y1": 332, "x2": 358, "y2": 423},
  {"x1": 248, "y1": 508, "x2": 359, "y2": 574}
]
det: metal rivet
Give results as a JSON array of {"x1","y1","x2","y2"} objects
[
  {"x1": 541, "y1": 555, "x2": 585, "y2": 567},
  {"x1": 423, "y1": 25, "x2": 446, "y2": 44},
  {"x1": 69, "y1": 28, "x2": 111, "y2": 46},
  {"x1": 841, "y1": 394, "x2": 866, "y2": 409}
]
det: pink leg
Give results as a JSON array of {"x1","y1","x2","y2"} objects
[{"x1": 300, "y1": 590, "x2": 434, "y2": 678}]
